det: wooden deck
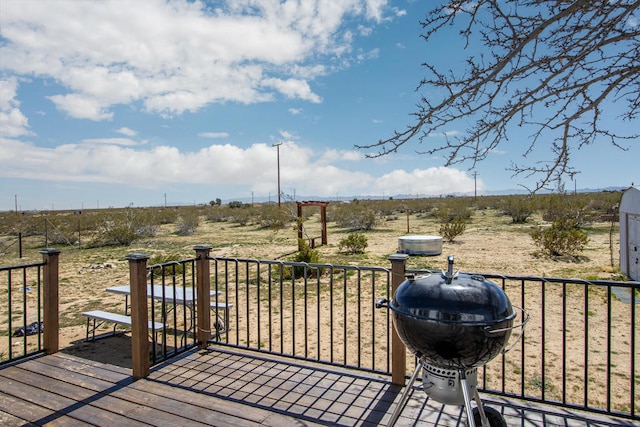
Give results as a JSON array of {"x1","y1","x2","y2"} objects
[{"x1": 0, "y1": 346, "x2": 635, "y2": 427}]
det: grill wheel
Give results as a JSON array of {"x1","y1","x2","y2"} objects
[{"x1": 472, "y1": 406, "x2": 507, "y2": 427}]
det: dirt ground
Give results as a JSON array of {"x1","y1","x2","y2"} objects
[{"x1": 2, "y1": 209, "x2": 633, "y2": 399}]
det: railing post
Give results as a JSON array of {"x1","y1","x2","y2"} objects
[
  {"x1": 40, "y1": 248, "x2": 60, "y2": 354},
  {"x1": 389, "y1": 253, "x2": 409, "y2": 385},
  {"x1": 320, "y1": 203, "x2": 328, "y2": 245},
  {"x1": 126, "y1": 253, "x2": 150, "y2": 379},
  {"x1": 297, "y1": 202, "x2": 303, "y2": 250},
  {"x1": 194, "y1": 245, "x2": 212, "y2": 348}
]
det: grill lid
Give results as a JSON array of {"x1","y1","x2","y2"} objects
[
  {"x1": 390, "y1": 256, "x2": 514, "y2": 325},
  {"x1": 376, "y1": 256, "x2": 528, "y2": 368}
]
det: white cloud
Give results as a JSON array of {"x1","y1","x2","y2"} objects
[
  {"x1": 116, "y1": 127, "x2": 138, "y2": 137},
  {"x1": 262, "y1": 78, "x2": 322, "y2": 103},
  {"x1": 356, "y1": 48, "x2": 380, "y2": 62},
  {"x1": 319, "y1": 149, "x2": 363, "y2": 164},
  {"x1": 0, "y1": 0, "x2": 390, "y2": 120},
  {"x1": 428, "y1": 130, "x2": 462, "y2": 138},
  {"x1": 79, "y1": 138, "x2": 140, "y2": 146},
  {"x1": 0, "y1": 1, "x2": 485, "y2": 205},
  {"x1": 375, "y1": 167, "x2": 478, "y2": 196},
  {"x1": 47, "y1": 94, "x2": 113, "y2": 121},
  {"x1": 358, "y1": 25, "x2": 374, "y2": 36},
  {"x1": 0, "y1": 138, "x2": 477, "y2": 197},
  {"x1": 199, "y1": 132, "x2": 229, "y2": 139},
  {"x1": 0, "y1": 78, "x2": 18, "y2": 111},
  {"x1": 0, "y1": 107, "x2": 32, "y2": 138},
  {"x1": 0, "y1": 78, "x2": 33, "y2": 138},
  {"x1": 364, "y1": 0, "x2": 388, "y2": 21},
  {"x1": 278, "y1": 130, "x2": 297, "y2": 140},
  {"x1": 391, "y1": 7, "x2": 407, "y2": 17}
]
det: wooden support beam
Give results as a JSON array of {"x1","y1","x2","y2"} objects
[
  {"x1": 194, "y1": 245, "x2": 213, "y2": 347},
  {"x1": 40, "y1": 248, "x2": 61, "y2": 354},
  {"x1": 126, "y1": 253, "x2": 150, "y2": 379},
  {"x1": 297, "y1": 201, "x2": 329, "y2": 250},
  {"x1": 389, "y1": 253, "x2": 409, "y2": 386}
]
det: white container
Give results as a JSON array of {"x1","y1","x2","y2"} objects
[{"x1": 398, "y1": 235, "x2": 443, "y2": 256}]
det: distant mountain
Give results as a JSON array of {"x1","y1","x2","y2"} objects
[{"x1": 217, "y1": 186, "x2": 627, "y2": 205}]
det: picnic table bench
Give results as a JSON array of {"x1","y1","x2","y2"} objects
[{"x1": 82, "y1": 310, "x2": 165, "y2": 341}]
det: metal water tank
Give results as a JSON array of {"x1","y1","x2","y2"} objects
[{"x1": 397, "y1": 235, "x2": 443, "y2": 255}]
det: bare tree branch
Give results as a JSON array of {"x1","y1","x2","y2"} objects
[{"x1": 357, "y1": 0, "x2": 640, "y2": 192}]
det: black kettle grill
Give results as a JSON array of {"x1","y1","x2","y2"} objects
[{"x1": 376, "y1": 256, "x2": 528, "y2": 427}]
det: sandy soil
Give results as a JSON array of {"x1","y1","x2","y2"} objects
[
  {"x1": 2, "y1": 209, "x2": 636, "y2": 412},
  {"x1": 4, "y1": 209, "x2": 623, "y2": 355}
]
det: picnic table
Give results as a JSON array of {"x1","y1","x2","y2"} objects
[
  {"x1": 82, "y1": 285, "x2": 232, "y2": 341},
  {"x1": 105, "y1": 284, "x2": 232, "y2": 335},
  {"x1": 105, "y1": 285, "x2": 217, "y2": 310}
]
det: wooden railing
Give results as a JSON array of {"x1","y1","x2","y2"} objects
[
  {"x1": 1, "y1": 248, "x2": 60, "y2": 364},
  {"x1": 2, "y1": 246, "x2": 638, "y2": 421}
]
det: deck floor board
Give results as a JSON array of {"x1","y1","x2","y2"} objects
[{"x1": 0, "y1": 347, "x2": 634, "y2": 427}]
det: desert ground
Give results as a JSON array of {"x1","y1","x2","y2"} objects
[
  {"x1": 2, "y1": 205, "x2": 637, "y2": 415},
  {"x1": 2, "y1": 207, "x2": 624, "y2": 358}
]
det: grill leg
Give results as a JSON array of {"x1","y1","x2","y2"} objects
[
  {"x1": 459, "y1": 370, "x2": 477, "y2": 427},
  {"x1": 387, "y1": 360, "x2": 422, "y2": 427},
  {"x1": 472, "y1": 387, "x2": 490, "y2": 427}
]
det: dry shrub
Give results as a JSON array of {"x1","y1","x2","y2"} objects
[{"x1": 531, "y1": 216, "x2": 589, "y2": 256}]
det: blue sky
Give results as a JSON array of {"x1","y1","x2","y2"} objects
[{"x1": 1, "y1": 0, "x2": 638, "y2": 211}]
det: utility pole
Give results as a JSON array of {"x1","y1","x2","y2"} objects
[
  {"x1": 473, "y1": 171, "x2": 478, "y2": 200},
  {"x1": 272, "y1": 143, "x2": 282, "y2": 208},
  {"x1": 569, "y1": 171, "x2": 580, "y2": 195}
]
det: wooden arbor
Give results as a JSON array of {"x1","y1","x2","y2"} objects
[{"x1": 297, "y1": 201, "x2": 328, "y2": 250}]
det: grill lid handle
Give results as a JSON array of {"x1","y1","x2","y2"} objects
[
  {"x1": 375, "y1": 298, "x2": 389, "y2": 309},
  {"x1": 443, "y1": 255, "x2": 457, "y2": 284}
]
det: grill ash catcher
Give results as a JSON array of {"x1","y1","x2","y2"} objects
[{"x1": 376, "y1": 256, "x2": 529, "y2": 427}]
